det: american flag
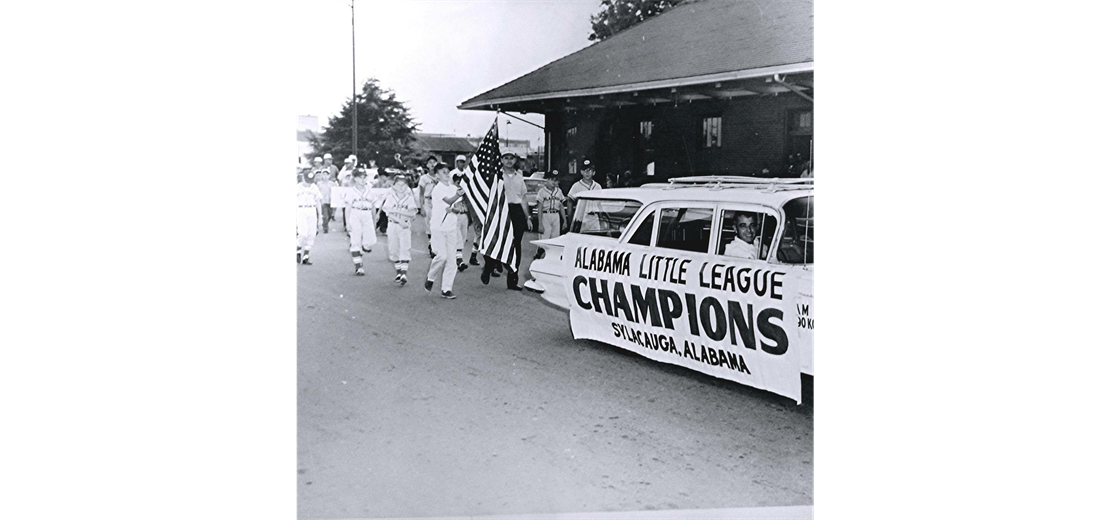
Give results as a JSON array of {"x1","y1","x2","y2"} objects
[{"x1": 460, "y1": 120, "x2": 518, "y2": 272}]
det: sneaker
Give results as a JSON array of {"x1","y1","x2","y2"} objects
[
  {"x1": 424, "y1": 279, "x2": 434, "y2": 292},
  {"x1": 440, "y1": 291, "x2": 456, "y2": 299},
  {"x1": 456, "y1": 262, "x2": 468, "y2": 272},
  {"x1": 399, "y1": 274, "x2": 408, "y2": 286},
  {"x1": 481, "y1": 270, "x2": 490, "y2": 285},
  {"x1": 362, "y1": 248, "x2": 372, "y2": 254},
  {"x1": 469, "y1": 255, "x2": 480, "y2": 266},
  {"x1": 394, "y1": 273, "x2": 402, "y2": 283},
  {"x1": 301, "y1": 256, "x2": 312, "y2": 265},
  {"x1": 507, "y1": 285, "x2": 522, "y2": 291}
]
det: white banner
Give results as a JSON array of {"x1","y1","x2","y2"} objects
[{"x1": 563, "y1": 236, "x2": 803, "y2": 402}]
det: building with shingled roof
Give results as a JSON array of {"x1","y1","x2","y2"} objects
[{"x1": 459, "y1": 0, "x2": 813, "y2": 186}]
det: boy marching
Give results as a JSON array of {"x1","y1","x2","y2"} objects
[
  {"x1": 296, "y1": 170, "x2": 323, "y2": 265},
  {"x1": 344, "y1": 169, "x2": 387, "y2": 276},
  {"x1": 382, "y1": 174, "x2": 419, "y2": 285}
]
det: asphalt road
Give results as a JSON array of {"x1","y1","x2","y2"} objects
[{"x1": 298, "y1": 216, "x2": 813, "y2": 519}]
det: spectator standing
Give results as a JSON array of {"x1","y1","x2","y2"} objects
[
  {"x1": 424, "y1": 163, "x2": 464, "y2": 299},
  {"x1": 382, "y1": 174, "x2": 419, "y2": 286},
  {"x1": 296, "y1": 170, "x2": 323, "y2": 265}
]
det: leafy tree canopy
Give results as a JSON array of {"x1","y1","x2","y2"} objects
[
  {"x1": 308, "y1": 78, "x2": 418, "y2": 168},
  {"x1": 588, "y1": 0, "x2": 685, "y2": 42}
]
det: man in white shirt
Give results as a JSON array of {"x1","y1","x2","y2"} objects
[
  {"x1": 424, "y1": 163, "x2": 465, "y2": 299},
  {"x1": 322, "y1": 153, "x2": 340, "y2": 181},
  {"x1": 723, "y1": 212, "x2": 764, "y2": 260},
  {"x1": 296, "y1": 170, "x2": 323, "y2": 265}
]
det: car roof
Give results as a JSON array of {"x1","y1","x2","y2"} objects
[{"x1": 579, "y1": 176, "x2": 813, "y2": 207}]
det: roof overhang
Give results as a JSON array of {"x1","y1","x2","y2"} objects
[{"x1": 459, "y1": 61, "x2": 813, "y2": 113}]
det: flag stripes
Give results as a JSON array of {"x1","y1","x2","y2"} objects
[{"x1": 459, "y1": 120, "x2": 518, "y2": 272}]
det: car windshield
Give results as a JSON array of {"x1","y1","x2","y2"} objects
[{"x1": 570, "y1": 198, "x2": 642, "y2": 238}]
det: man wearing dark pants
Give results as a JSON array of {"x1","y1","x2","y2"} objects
[{"x1": 481, "y1": 151, "x2": 529, "y2": 290}]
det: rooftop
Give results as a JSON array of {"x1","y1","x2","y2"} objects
[{"x1": 460, "y1": 0, "x2": 813, "y2": 113}]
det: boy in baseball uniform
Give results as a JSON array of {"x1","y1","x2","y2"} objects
[
  {"x1": 344, "y1": 169, "x2": 388, "y2": 276},
  {"x1": 382, "y1": 174, "x2": 419, "y2": 285},
  {"x1": 296, "y1": 170, "x2": 323, "y2": 265}
]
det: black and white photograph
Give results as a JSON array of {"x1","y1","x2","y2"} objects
[{"x1": 296, "y1": 1, "x2": 812, "y2": 518}]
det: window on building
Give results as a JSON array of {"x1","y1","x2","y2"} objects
[
  {"x1": 568, "y1": 159, "x2": 577, "y2": 175},
  {"x1": 566, "y1": 126, "x2": 578, "y2": 140},
  {"x1": 789, "y1": 111, "x2": 813, "y2": 133},
  {"x1": 657, "y1": 207, "x2": 715, "y2": 253},
  {"x1": 640, "y1": 121, "x2": 653, "y2": 140},
  {"x1": 701, "y1": 116, "x2": 722, "y2": 148}
]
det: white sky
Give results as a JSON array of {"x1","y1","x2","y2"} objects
[{"x1": 295, "y1": 0, "x2": 601, "y2": 146}]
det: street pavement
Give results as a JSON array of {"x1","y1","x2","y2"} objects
[{"x1": 298, "y1": 215, "x2": 813, "y2": 519}]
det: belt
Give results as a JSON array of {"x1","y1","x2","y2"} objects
[
  {"x1": 541, "y1": 210, "x2": 560, "y2": 214},
  {"x1": 351, "y1": 206, "x2": 373, "y2": 211},
  {"x1": 298, "y1": 205, "x2": 316, "y2": 208}
]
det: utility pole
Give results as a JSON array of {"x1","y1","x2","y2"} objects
[{"x1": 351, "y1": 1, "x2": 358, "y2": 161}]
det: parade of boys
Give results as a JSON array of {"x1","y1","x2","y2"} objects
[{"x1": 296, "y1": 122, "x2": 581, "y2": 300}]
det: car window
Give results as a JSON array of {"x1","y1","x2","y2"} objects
[
  {"x1": 716, "y1": 209, "x2": 777, "y2": 260},
  {"x1": 778, "y1": 196, "x2": 813, "y2": 264},
  {"x1": 627, "y1": 210, "x2": 655, "y2": 246},
  {"x1": 571, "y1": 199, "x2": 643, "y2": 238},
  {"x1": 656, "y1": 207, "x2": 714, "y2": 253}
]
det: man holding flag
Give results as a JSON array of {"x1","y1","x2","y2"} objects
[{"x1": 457, "y1": 119, "x2": 525, "y2": 290}]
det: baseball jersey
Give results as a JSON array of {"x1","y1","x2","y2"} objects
[
  {"x1": 383, "y1": 186, "x2": 418, "y2": 224},
  {"x1": 297, "y1": 183, "x2": 322, "y2": 207},
  {"x1": 567, "y1": 179, "x2": 602, "y2": 200},
  {"x1": 347, "y1": 186, "x2": 387, "y2": 211},
  {"x1": 418, "y1": 174, "x2": 436, "y2": 202}
]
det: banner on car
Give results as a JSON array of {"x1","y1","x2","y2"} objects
[{"x1": 563, "y1": 235, "x2": 803, "y2": 402}]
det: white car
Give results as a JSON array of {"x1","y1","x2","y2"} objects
[{"x1": 527, "y1": 177, "x2": 813, "y2": 402}]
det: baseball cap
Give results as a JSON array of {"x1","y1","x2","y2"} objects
[
  {"x1": 313, "y1": 157, "x2": 322, "y2": 163},
  {"x1": 581, "y1": 158, "x2": 595, "y2": 170},
  {"x1": 455, "y1": 154, "x2": 468, "y2": 162},
  {"x1": 501, "y1": 151, "x2": 519, "y2": 159},
  {"x1": 323, "y1": 153, "x2": 333, "y2": 159}
]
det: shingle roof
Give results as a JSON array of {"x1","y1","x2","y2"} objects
[
  {"x1": 460, "y1": 0, "x2": 813, "y2": 109},
  {"x1": 412, "y1": 133, "x2": 477, "y2": 153}
]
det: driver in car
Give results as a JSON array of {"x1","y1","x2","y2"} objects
[{"x1": 723, "y1": 212, "x2": 765, "y2": 260}]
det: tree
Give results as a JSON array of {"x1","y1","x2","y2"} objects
[
  {"x1": 588, "y1": 0, "x2": 685, "y2": 42},
  {"x1": 308, "y1": 78, "x2": 417, "y2": 168}
]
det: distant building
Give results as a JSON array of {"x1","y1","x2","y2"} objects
[
  {"x1": 463, "y1": 136, "x2": 532, "y2": 165},
  {"x1": 297, "y1": 115, "x2": 321, "y2": 168},
  {"x1": 297, "y1": 128, "x2": 315, "y2": 167},
  {"x1": 459, "y1": 0, "x2": 813, "y2": 189},
  {"x1": 411, "y1": 133, "x2": 477, "y2": 165}
]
